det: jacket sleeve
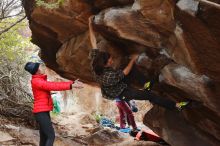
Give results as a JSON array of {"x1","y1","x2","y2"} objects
[{"x1": 33, "y1": 79, "x2": 73, "y2": 91}]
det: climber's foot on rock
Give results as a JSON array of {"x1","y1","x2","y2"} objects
[
  {"x1": 176, "y1": 101, "x2": 190, "y2": 111},
  {"x1": 143, "y1": 81, "x2": 153, "y2": 91}
]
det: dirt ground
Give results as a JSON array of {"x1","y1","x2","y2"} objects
[{"x1": 0, "y1": 113, "x2": 162, "y2": 146}]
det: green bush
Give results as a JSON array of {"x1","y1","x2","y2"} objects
[
  {"x1": 36, "y1": 0, "x2": 66, "y2": 9},
  {"x1": 0, "y1": 17, "x2": 36, "y2": 103}
]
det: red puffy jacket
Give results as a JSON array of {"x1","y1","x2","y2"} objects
[{"x1": 31, "y1": 74, "x2": 73, "y2": 113}]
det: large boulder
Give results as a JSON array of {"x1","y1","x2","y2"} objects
[{"x1": 22, "y1": 0, "x2": 220, "y2": 146}]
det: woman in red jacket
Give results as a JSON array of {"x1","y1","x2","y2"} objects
[{"x1": 25, "y1": 62, "x2": 83, "y2": 146}]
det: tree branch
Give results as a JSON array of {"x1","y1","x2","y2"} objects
[
  {"x1": 0, "y1": 0, "x2": 22, "y2": 19},
  {"x1": 0, "y1": 11, "x2": 24, "y2": 20},
  {"x1": 0, "y1": 15, "x2": 26, "y2": 35}
]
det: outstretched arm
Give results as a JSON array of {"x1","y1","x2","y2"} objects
[
  {"x1": 123, "y1": 54, "x2": 138, "y2": 76},
  {"x1": 33, "y1": 79, "x2": 84, "y2": 91},
  {"x1": 89, "y1": 16, "x2": 97, "y2": 49},
  {"x1": 33, "y1": 80, "x2": 73, "y2": 91}
]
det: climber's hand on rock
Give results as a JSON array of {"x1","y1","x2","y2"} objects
[
  {"x1": 130, "y1": 54, "x2": 139, "y2": 61},
  {"x1": 72, "y1": 79, "x2": 84, "y2": 89}
]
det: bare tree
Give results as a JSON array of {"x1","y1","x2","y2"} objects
[
  {"x1": 0, "y1": 0, "x2": 23, "y2": 19},
  {"x1": 0, "y1": 0, "x2": 26, "y2": 35},
  {"x1": 0, "y1": 0, "x2": 35, "y2": 126}
]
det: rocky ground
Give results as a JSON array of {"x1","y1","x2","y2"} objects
[{"x1": 0, "y1": 113, "x2": 162, "y2": 146}]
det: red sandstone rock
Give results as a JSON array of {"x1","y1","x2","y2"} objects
[{"x1": 22, "y1": 0, "x2": 220, "y2": 146}]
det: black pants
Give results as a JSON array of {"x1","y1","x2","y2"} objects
[
  {"x1": 120, "y1": 87, "x2": 176, "y2": 110},
  {"x1": 34, "y1": 112, "x2": 55, "y2": 146}
]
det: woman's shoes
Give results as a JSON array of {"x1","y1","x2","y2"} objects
[{"x1": 129, "y1": 128, "x2": 140, "y2": 137}]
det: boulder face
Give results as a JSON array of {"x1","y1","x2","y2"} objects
[{"x1": 22, "y1": 0, "x2": 220, "y2": 146}]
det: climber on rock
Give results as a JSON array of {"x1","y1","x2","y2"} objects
[
  {"x1": 88, "y1": 15, "x2": 189, "y2": 132},
  {"x1": 24, "y1": 62, "x2": 83, "y2": 146}
]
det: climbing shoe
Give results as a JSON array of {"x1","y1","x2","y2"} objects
[
  {"x1": 176, "y1": 101, "x2": 190, "y2": 111},
  {"x1": 144, "y1": 81, "x2": 151, "y2": 91},
  {"x1": 129, "y1": 129, "x2": 140, "y2": 137}
]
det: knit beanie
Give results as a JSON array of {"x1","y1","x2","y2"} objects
[{"x1": 24, "y1": 62, "x2": 40, "y2": 75}]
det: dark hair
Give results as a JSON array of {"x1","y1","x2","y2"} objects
[{"x1": 92, "y1": 52, "x2": 110, "y2": 75}]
